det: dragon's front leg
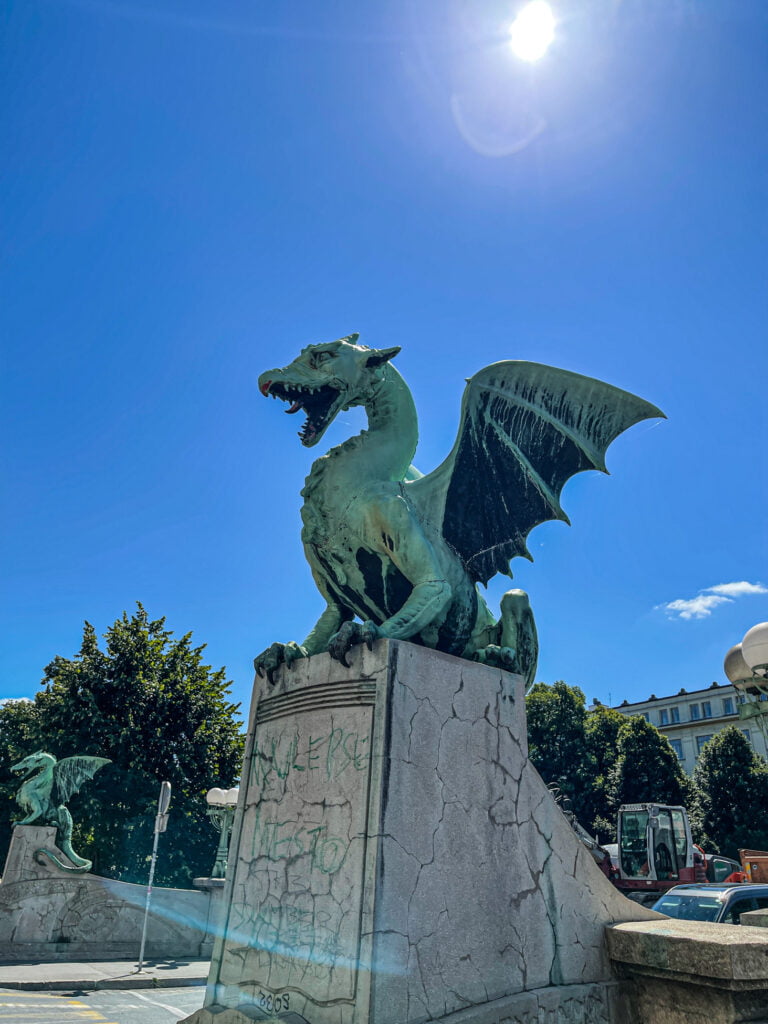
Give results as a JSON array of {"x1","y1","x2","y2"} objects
[
  {"x1": 12, "y1": 790, "x2": 45, "y2": 828},
  {"x1": 12, "y1": 813, "x2": 39, "y2": 827},
  {"x1": 327, "y1": 578, "x2": 452, "y2": 665},
  {"x1": 254, "y1": 601, "x2": 351, "y2": 684},
  {"x1": 328, "y1": 494, "x2": 453, "y2": 665}
]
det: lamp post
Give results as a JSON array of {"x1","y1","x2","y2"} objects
[{"x1": 205, "y1": 787, "x2": 239, "y2": 879}]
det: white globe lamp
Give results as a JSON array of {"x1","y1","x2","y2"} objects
[
  {"x1": 742, "y1": 622, "x2": 768, "y2": 678},
  {"x1": 724, "y1": 643, "x2": 755, "y2": 685}
]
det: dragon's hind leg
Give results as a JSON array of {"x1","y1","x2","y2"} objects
[{"x1": 473, "y1": 589, "x2": 538, "y2": 691}]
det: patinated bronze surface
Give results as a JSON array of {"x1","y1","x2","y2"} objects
[
  {"x1": 255, "y1": 335, "x2": 662, "y2": 686},
  {"x1": 12, "y1": 750, "x2": 110, "y2": 872}
]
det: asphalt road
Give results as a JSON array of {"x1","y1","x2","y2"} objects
[{"x1": 0, "y1": 986, "x2": 205, "y2": 1024}]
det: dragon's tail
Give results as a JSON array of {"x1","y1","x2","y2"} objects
[
  {"x1": 34, "y1": 846, "x2": 92, "y2": 873},
  {"x1": 34, "y1": 805, "x2": 93, "y2": 873}
]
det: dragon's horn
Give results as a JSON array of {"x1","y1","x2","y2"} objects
[{"x1": 366, "y1": 346, "x2": 401, "y2": 368}]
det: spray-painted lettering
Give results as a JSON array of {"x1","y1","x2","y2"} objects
[
  {"x1": 251, "y1": 726, "x2": 369, "y2": 789},
  {"x1": 248, "y1": 806, "x2": 349, "y2": 874}
]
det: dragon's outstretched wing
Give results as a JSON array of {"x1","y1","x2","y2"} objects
[
  {"x1": 407, "y1": 361, "x2": 664, "y2": 585},
  {"x1": 52, "y1": 756, "x2": 111, "y2": 807}
]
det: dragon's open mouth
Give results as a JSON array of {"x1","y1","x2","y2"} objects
[{"x1": 262, "y1": 381, "x2": 341, "y2": 447}]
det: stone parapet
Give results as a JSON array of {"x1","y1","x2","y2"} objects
[
  {"x1": 607, "y1": 919, "x2": 768, "y2": 1023},
  {"x1": 742, "y1": 909, "x2": 768, "y2": 930}
]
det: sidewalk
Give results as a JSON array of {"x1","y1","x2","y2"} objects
[{"x1": 0, "y1": 958, "x2": 210, "y2": 991}]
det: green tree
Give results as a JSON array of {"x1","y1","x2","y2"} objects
[
  {"x1": 0, "y1": 605, "x2": 244, "y2": 887},
  {"x1": 692, "y1": 725, "x2": 768, "y2": 859},
  {"x1": 583, "y1": 704, "x2": 627, "y2": 840},
  {"x1": 526, "y1": 681, "x2": 593, "y2": 822},
  {"x1": 608, "y1": 715, "x2": 692, "y2": 812},
  {"x1": 0, "y1": 697, "x2": 42, "y2": 841}
]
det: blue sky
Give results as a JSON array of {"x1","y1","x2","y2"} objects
[{"x1": 2, "y1": 0, "x2": 767, "y2": 720}]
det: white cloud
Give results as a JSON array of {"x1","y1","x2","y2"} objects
[
  {"x1": 706, "y1": 581, "x2": 768, "y2": 598},
  {"x1": 658, "y1": 580, "x2": 767, "y2": 621}
]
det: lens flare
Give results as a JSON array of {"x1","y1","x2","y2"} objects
[{"x1": 509, "y1": 1, "x2": 556, "y2": 62}]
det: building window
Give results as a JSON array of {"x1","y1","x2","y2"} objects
[
  {"x1": 670, "y1": 707, "x2": 680, "y2": 723},
  {"x1": 670, "y1": 739, "x2": 683, "y2": 759},
  {"x1": 736, "y1": 694, "x2": 747, "y2": 705},
  {"x1": 696, "y1": 735, "x2": 713, "y2": 754},
  {"x1": 701, "y1": 701, "x2": 712, "y2": 719},
  {"x1": 689, "y1": 704, "x2": 701, "y2": 721},
  {"x1": 659, "y1": 709, "x2": 669, "y2": 726},
  {"x1": 743, "y1": 729, "x2": 751, "y2": 743},
  {"x1": 642, "y1": 713, "x2": 650, "y2": 722},
  {"x1": 723, "y1": 697, "x2": 734, "y2": 716}
]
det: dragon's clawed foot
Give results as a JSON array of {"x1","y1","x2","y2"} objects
[
  {"x1": 327, "y1": 620, "x2": 381, "y2": 667},
  {"x1": 473, "y1": 644, "x2": 518, "y2": 674},
  {"x1": 254, "y1": 641, "x2": 308, "y2": 685}
]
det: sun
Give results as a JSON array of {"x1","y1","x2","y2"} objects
[{"x1": 509, "y1": 1, "x2": 556, "y2": 63}]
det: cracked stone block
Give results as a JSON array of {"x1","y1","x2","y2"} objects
[{"x1": 181, "y1": 641, "x2": 655, "y2": 1024}]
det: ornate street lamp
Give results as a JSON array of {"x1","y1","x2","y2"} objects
[
  {"x1": 205, "y1": 787, "x2": 239, "y2": 879},
  {"x1": 724, "y1": 622, "x2": 768, "y2": 738}
]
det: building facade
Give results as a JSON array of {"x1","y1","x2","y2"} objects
[{"x1": 611, "y1": 682, "x2": 768, "y2": 774}]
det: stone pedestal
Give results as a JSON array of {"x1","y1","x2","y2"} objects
[
  {"x1": 181, "y1": 640, "x2": 655, "y2": 1024},
  {"x1": 2, "y1": 825, "x2": 69, "y2": 883}
]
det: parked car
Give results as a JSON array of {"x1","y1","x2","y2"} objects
[{"x1": 651, "y1": 883, "x2": 768, "y2": 924}]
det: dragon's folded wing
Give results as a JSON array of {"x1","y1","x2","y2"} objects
[
  {"x1": 53, "y1": 756, "x2": 111, "y2": 806},
  {"x1": 406, "y1": 361, "x2": 664, "y2": 585}
]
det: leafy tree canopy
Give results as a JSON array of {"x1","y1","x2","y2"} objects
[
  {"x1": 608, "y1": 715, "x2": 692, "y2": 812},
  {"x1": 582, "y1": 704, "x2": 627, "y2": 840},
  {"x1": 526, "y1": 681, "x2": 593, "y2": 822},
  {"x1": 692, "y1": 725, "x2": 768, "y2": 859},
  {"x1": 526, "y1": 685, "x2": 696, "y2": 844},
  {"x1": 0, "y1": 604, "x2": 244, "y2": 887}
]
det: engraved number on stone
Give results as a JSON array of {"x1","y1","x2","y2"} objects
[{"x1": 258, "y1": 990, "x2": 289, "y2": 1012}]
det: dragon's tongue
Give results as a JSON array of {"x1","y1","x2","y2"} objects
[{"x1": 286, "y1": 400, "x2": 303, "y2": 414}]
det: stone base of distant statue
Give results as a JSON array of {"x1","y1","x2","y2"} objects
[
  {"x1": 180, "y1": 640, "x2": 656, "y2": 1024},
  {"x1": 0, "y1": 825, "x2": 215, "y2": 961}
]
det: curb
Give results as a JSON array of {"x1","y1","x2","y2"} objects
[
  {"x1": 0, "y1": 974, "x2": 207, "y2": 991},
  {"x1": 0, "y1": 974, "x2": 207, "y2": 992}
]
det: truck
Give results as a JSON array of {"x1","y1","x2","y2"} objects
[{"x1": 613, "y1": 803, "x2": 740, "y2": 903}]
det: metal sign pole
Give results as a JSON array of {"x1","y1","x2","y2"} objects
[{"x1": 137, "y1": 781, "x2": 171, "y2": 973}]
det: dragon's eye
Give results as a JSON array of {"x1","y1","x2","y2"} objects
[{"x1": 312, "y1": 351, "x2": 334, "y2": 367}]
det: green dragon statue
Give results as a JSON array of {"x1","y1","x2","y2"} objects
[
  {"x1": 255, "y1": 335, "x2": 663, "y2": 686},
  {"x1": 11, "y1": 751, "x2": 111, "y2": 873}
]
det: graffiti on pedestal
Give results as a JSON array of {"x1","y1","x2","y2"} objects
[{"x1": 219, "y1": 704, "x2": 375, "y2": 1005}]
